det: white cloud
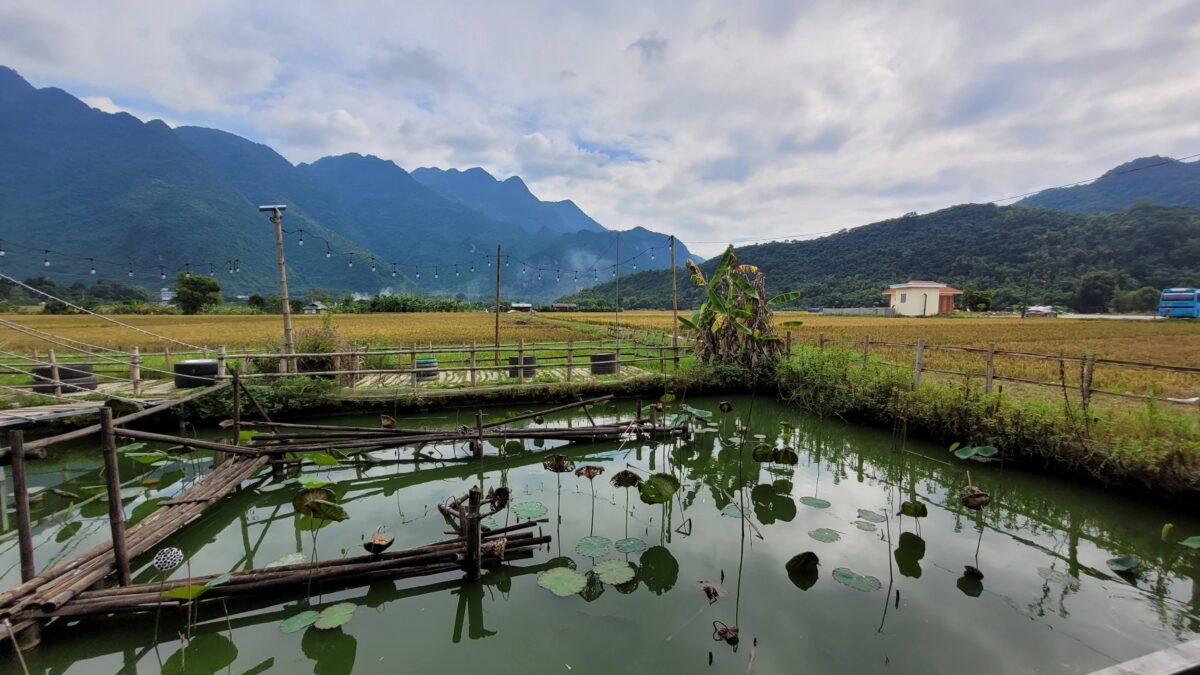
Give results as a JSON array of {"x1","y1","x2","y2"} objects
[{"x1": 2, "y1": 0, "x2": 1200, "y2": 257}]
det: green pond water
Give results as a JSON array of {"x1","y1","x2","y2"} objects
[{"x1": 3, "y1": 395, "x2": 1200, "y2": 674}]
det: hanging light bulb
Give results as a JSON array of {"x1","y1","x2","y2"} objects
[
  {"x1": 209, "y1": 264, "x2": 215, "y2": 275},
  {"x1": 612, "y1": 267, "x2": 617, "y2": 277},
  {"x1": 594, "y1": 270, "x2": 598, "y2": 281},
  {"x1": 391, "y1": 265, "x2": 397, "y2": 278},
  {"x1": 184, "y1": 265, "x2": 191, "y2": 278},
  {"x1": 632, "y1": 261, "x2": 637, "y2": 270},
  {"x1": 470, "y1": 264, "x2": 475, "y2": 273},
  {"x1": 128, "y1": 263, "x2": 134, "y2": 278},
  {"x1": 454, "y1": 265, "x2": 460, "y2": 277},
  {"x1": 160, "y1": 267, "x2": 166, "y2": 280},
  {"x1": 651, "y1": 250, "x2": 655, "y2": 261},
  {"x1": 325, "y1": 243, "x2": 332, "y2": 259},
  {"x1": 434, "y1": 266, "x2": 439, "y2": 280},
  {"x1": 89, "y1": 258, "x2": 96, "y2": 275},
  {"x1": 43, "y1": 250, "x2": 50, "y2": 267},
  {"x1": 0, "y1": 241, "x2": 5, "y2": 256},
  {"x1": 537, "y1": 271, "x2": 542, "y2": 281},
  {"x1": 297, "y1": 230, "x2": 304, "y2": 246},
  {"x1": 415, "y1": 267, "x2": 421, "y2": 280},
  {"x1": 371, "y1": 257, "x2": 377, "y2": 272},
  {"x1": 487, "y1": 258, "x2": 491, "y2": 268},
  {"x1": 235, "y1": 260, "x2": 240, "y2": 273},
  {"x1": 522, "y1": 265, "x2": 526, "y2": 275}
]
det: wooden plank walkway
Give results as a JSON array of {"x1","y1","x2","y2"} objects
[
  {"x1": 0, "y1": 402, "x2": 105, "y2": 427},
  {"x1": 1090, "y1": 637, "x2": 1200, "y2": 674}
]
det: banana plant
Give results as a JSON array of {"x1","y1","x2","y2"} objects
[{"x1": 676, "y1": 246, "x2": 798, "y2": 368}]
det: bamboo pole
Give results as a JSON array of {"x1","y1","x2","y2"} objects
[
  {"x1": 9, "y1": 432, "x2": 34, "y2": 583},
  {"x1": 984, "y1": 342, "x2": 995, "y2": 394},
  {"x1": 469, "y1": 340, "x2": 477, "y2": 387},
  {"x1": 913, "y1": 338, "x2": 925, "y2": 387},
  {"x1": 130, "y1": 346, "x2": 141, "y2": 395},
  {"x1": 465, "y1": 487, "x2": 482, "y2": 580},
  {"x1": 48, "y1": 349, "x2": 61, "y2": 397},
  {"x1": 232, "y1": 370, "x2": 242, "y2": 447},
  {"x1": 99, "y1": 409, "x2": 131, "y2": 586}
]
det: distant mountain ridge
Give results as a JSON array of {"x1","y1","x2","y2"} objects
[
  {"x1": 0, "y1": 66, "x2": 691, "y2": 300},
  {"x1": 1018, "y1": 156, "x2": 1200, "y2": 212}
]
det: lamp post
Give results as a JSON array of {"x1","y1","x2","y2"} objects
[{"x1": 259, "y1": 205, "x2": 295, "y2": 372}]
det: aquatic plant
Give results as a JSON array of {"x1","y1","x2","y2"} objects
[
  {"x1": 785, "y1": 552, "x2": 820, "y2": 590},
  {"x1": 537, "y1": 567, "x2": 588, "y2": 597}
]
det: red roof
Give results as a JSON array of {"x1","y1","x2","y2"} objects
[{"x1": 883, "y1": 281, "x2": 963, "y2": 295}]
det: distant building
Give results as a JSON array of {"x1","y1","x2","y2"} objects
[
  {"x1": 160, "y1": 288, "x2": 176, "y2": 306},
  {"x1": 303, "y1": 301, "x2": 327, "y2": 315},
  {"x1": 510, "y1": 302, "x2": 533, "y2": 312},
  {"x1": 551, "y1": 303, "x2": 578, "y2": 311},
  {"x1": 883, "y1": 281, "x2": 962, "y2": 317}
]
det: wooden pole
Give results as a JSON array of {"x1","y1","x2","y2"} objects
[
  {"x1": 232, "y1": 370, "x2": 242, "y2": 446},
  {"x1": 268, "y1": 207, "x2": 296, "y2": 373},
  {"x1": 99, "y1": 409, "x2": 132, "y2": 586},
  {"x1": 9, "y1": 431, "x2": 34, "y2": 582},
  {"x1": 164, "y1": 346, "x2": 172, "y2": 371},
  {"x1": 217, "y1": 345, "x2": 227, "y2": 379},
  {"x1": 48, "y1": 349, "x2": 61, "y2": 397},
  {"x1": 494, "y1": 244, "x2": 502, "y2": 358},
  {"x1": 785, "y1": 331, "x2": 793, "y2": 355},
  {"x1": 566, "y1": 340, "x2": 573, "y2": 383},
  {"x1": 474, "y1": 411, "x2": 484, "y2": 460},
  {"x1": 818, "y1": 332, "x2": 825, "y2": 350},
  {"x1": 130, "y1": 346, "x2": 141, "y2": 396},
  {"x1": 465, "y1": 487, "x2": 482, "y2": 580},
  {"x1": 670, "y1": 235, "x2": 679, "y2": 368},
  {"x1": 913, "y1": 338, "x2": 925, "y2": 387},
  {"x1": 469, "y1": 340, "x2": 477, "y2": 387},
  {"x1": 863, "y1": 335, "x2": 870, "y2": 362},
  {"x1": 984, "y1": 342, "x2": 995, "y2": 394},
  {"x1": 614, "y1": 231, "x2": 621, "y2": 376},
  {"x1": 517, "y1": 338, "x2": 525, "y2": 384}
]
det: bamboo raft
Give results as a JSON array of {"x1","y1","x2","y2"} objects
[{"x1": 0, "y1": 376, "x2": 680, "y2": 650}]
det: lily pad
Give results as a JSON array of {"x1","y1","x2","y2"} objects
[
  {"x1": 296, "y1": 476, "x2": 331, "y2": 489},
  {"x1": 899, "y1": 500, "x2": 929, "y2": 518},
  {"x1": 639, "y1": 473, "x2": 681, "y2": 505},
  {"x1": 162, "y1": 633, "x2": 237, "y2": 675},
  {"x1": 313, "y1": 602, "x2": 356, "y2": 630},
  {"x1": 857, "y1": 509, "x2": 886, "y2": 523},
  {"x1": 480, "y1": 515, "x2": 499, "y2": 530},
  {"x1": 832, "y1": 567, "x2": 882, "y2": 592},
  {"x1": 799, "y1": 496, "x2": 831, "y2": 509},
  {"x1": 854, "y1": 520, "x2": 877, "y2": 532},
  {"x1": 538, "y1": 567, "x2": 588, "y2": 596},
  {"x1": 575, "y1": 536, "x2": 612, "y2": 557},
  {"x1": 1037, "y1": 567, "x2": 1080, "y2": 590},
  {"x1": 1180, "y1": 536, "x2": 1200, "y2": 550},
  {"x1": 1106, "y1": 554, "x2": 1141, "y2": 574},
  {"x1": 280, "y1": 610, "x2": 320, "y2": 634},
  {"x1": 894, "y1": 532, "x2": 926, "y2": 578},
  {"x1": 615, "y1": 537, "x2": 648, "y2": 554},
  {"x1": 786, "y1": 552, "x2": 820, "y2": 590},
  {"x1": 808, "y1": 528, "x2": 841, "y2": 543},
  {"x1": 512, "y1": 501, "x2": 548, "y2": 519},
  {"x1": 302, "y1": 452, "x2": 340, "y2": 467},
  {"x1": 682, "y1": 404, "x2": 713, "y2": 419},
  {"x1": 593, "y1": 559, "x2": 636, "y2": 585}
]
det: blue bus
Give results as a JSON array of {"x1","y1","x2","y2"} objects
[{"x1": 1158, "y1": 288, "x2": 1200, "y2": 318}]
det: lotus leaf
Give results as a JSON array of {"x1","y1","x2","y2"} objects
[
  {"x1": 575, "y1": 465, "x2": 604, "y2": 480},
  {"x1": 751, "y1": 444, "x2": 774, "y2": 462},
  {"x1": 1180, "y1": 536, "x2": 1200, "y2": 550},
  {"x1": 267, "y1": 552, "x2": 308, "y2": 568},
  {"x1": 785, "y1": 552, "x2": 820, "y2": 590},
  {"x1": 799, "y1": 496, "x2": 831, "y2": 509},
  {"x1": 54, "y1": 521, "x2": 82, "y2": 543},
  {"x1": 832, "y1": 567, "x2": 882, "y2": 592},
  {"x1": 162, "y1": 633, "x2": 237, "y2": 674},
  {"x1": 538, "y1": 567, "x2": 588, "y2": 597},
  {"x1": 302, "y1": 452, "x2": 340, "y2": 467},
  {"x1": 808, "y1": 528, "x2": 841, "y2": 543},
  {"x1": 313, "y1": 602, "x2": 356, "y2": 630},
  {"x1": 593, "y1": 559, "x2": 636, "y2": 584},
  {"x1": 512, "y1": 501, "x2": 548, "y2": 519},
  {"x1": 1106, "y1": 554, "x2": 1141, "y2": 573},
  {"x1": 614, "y1": 537, "x2": 648, "y2": 554},
  {"x1": 610, "y1": 470, "x2": 643, "y2": 488},
  {"x1": 683, "y1": 404, "x2": 713, "y2": 419},
  {"x1": 721, "y1": 504, "x2": 743, "y2": 518},
  {"x1": 639, "y1": 473, "x2": 681, "y2": 505},
  {"x1": 280, "y1": 610, "x2": 320, "y2": 634},
  {"x1": 854, "y1": 520, "x2": 877, "y2": 532},
  {"x1": 162, "y1": 584, "x2": 208, "y2": 600},
  {"x1": 857, "y1": 509, "x2": 886, "y2": 523},
  {"x1": 899, "y1": 500, "x2": 929, "y2": 518},
  {"x1": 297, "y1": 476, "x2": 332, "y2": 489},
  {"x1": 575, "y1": 536, "x2": 612, "y2": 557},
  {"x1": 542, "y1": 454, "x2": 575, "y2": 473},
  {"x1": 480, "y1": 515, "x2": 499, "y2": 530}
]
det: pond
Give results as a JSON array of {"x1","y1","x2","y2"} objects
[{"x1": 3, "y1": 395, "x2": 1199, "y2": 674}]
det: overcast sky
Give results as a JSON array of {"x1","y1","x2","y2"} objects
[{"x1": 3, "y1": 1, "x2": 1199, "y2": 257}]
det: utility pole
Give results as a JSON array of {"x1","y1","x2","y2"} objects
[
  {"x1": 614, "y1": 231, "x2": 621, "y2": 374},
  {"x1": 259, "y1": 205, "x2": 295, "y2": 371},
  {"x1": 494, "y1": 244, "x2": 502, "y2": 353},
  {"x1": 670, "y1": 235, "x2": 679, "y2": 366}
]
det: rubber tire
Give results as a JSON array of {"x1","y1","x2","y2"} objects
[
  {"x1": 174, "y1": 359, "x2": 218, "y2": 389},
  {"x1": 590, "y1": 353, "x2": 617, "y2": 375},
  {"x1": 32, "y1": 375, "x2": 97, "y2": 394},
  {"x1": 508, "y1": 356, "x2": 536, "y2": 378},
  {"x1": 32, "y1": 363, "x2": 93, "y2": 379}
]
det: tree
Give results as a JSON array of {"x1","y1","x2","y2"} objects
[
  {"x1": 1072, "y1": 271, "x2": 1120, "y2": 314},
  {"x1": 1110, "y1": 286, "x2": 1160, "y2": 313},
  {"x1": 960, "y1": 283, "x2": 996, "y2": 312},
  {"x1": 175, "y1": 274, "x2": 222, "y2": 314}
]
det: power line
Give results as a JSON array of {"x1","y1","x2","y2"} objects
[{"x1": 988, "y1": 152, "x2": 1200, "y2": 204}]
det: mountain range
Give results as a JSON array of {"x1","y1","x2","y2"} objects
[
  {"x1": 564, "y1": 161, "x2": 1200, "y2": 310},
  {"x1": 0, "y1": 66, "x2": 690, "y2": 301}
]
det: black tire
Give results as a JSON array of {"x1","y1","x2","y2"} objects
[
  {"x1": 174, "y1": 359, "x2": 219, "y2": 388},
  {"x1": 32, "y1": 363, "x2": 93, "y2": 379},
  {"x1": 32, "y1": 375, "x2": 97, "y2": 394},
  {"x1": 590, "y1": 353, "x2": 617, "y2": 375},
  {"x1": 508, "y1": 356, "x2": 536, "y2": 378}
]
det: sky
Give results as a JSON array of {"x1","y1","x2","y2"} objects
[{"x1": 2, "y1": 0, "x2": 1199, "y2": 258}]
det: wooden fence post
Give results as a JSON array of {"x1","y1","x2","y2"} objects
[
  {"x1": 348, "y1": 342, "x2": 358, "y2": 388},
  {"x1": 48, "y1": 349, "x2": 61, "y2": 397},
  {"x1": 659, "y1": 343, "x2": 666, "y2": 374},
  {"x1": 469, "y1": 340, "x2": 477, "y2": 387},
  {"x1": 465, "y1": 487, "x2": 482, "y2": 580},
  {"x1": 164, "y1": 346, "x2": 172, "y2": 371},
  {"x1": 217, "y1": 345, "x2": 227, "y2": 379},
  {"x1": 984, "y1": 342, "x2": 995, "y2": 394},
  {"x1": 518, "y1": 338, "x2": 525, "y2": 384},
  {"x1": 232, "y1": 370, "x2": 242, "y2": 448},
  {"x1": 566, "y1": 340, "x2": 573, "y2": 382},
  {"x1": 99, "y1": 409, "x2": 132, "y2": 586},
  {"x1": 474, "y1": 410, "x2": 485, "y2": 459},
  {"x1": 863, "y1": 335, "x2": 871, "y2": 362},
  {"x1": 411, "y1": 343, "x2": 418, "y2": 389},
  {"x1": 785, "y1": 331, "x2": 793, "y2": 355},
  {"x1": 9, "y1": 431, "x2": 34, "y2": 582},
  {"x1": 818, "y1": 333, "x2": 825, "y2": 350},
  {"x1": 913, "y1": 338, "x2": 925, "y2": 387},
  {"x1": 130, "y1": 346, "x2": 141, "y2": 395},
  {"x1": 1080, "y1": 353, "x2": 1095, "y2": 411}
]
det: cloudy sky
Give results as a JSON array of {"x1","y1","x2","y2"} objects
[{"x1": 2, "y1": 0, "x2": 1199, "y2": 257}]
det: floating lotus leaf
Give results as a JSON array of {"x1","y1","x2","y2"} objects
[
  {"x1": 313, "y1": 602, "x2": 356, "y2": 630},
  {"x1": 799, "y1": 496, "x2": 831, "y2": 509},
  {"x1": 594, "y1": 559, "x2": 636, "y2": 584},
  {"x1": 302, "y1": 452, "x2": 340, "y2": 467},
  {"x1": 854, "y1": 520, "x2": 877, "y2": 532},
  {"x1": 578, "y1": 570, "x2": 605, "y2": 602},
  {"x1": 266, "y1": 552, "x2": 307, "y2": 568},
  {"x1": 785, "y1": 551, "x2": 820, "y2": 590},
  {"x1": 615, "y1": 537, "x2": 648, "y2": 554},
  {"x1": 162, "y1": 633, "x2": 237, "y2": 675},
  {"x1": 895, "y1": 532, "x2": 926, "y2": 579},
  {"x1": 682, "y1": 404, "x2": 713, "y2": 419},
  {"x1": 639, "y1": 546, "x2": 679, "y2": 595},
  {"x1": 296, "y1": 476, "x2": 331, "y2": 489},
  {"x1": 575, "y1": 536, "x2": 612, "y2": 557},
  {"x1": 808, "y1": 528, "x2": 841, "y2": 543},
  {"x1": 721, "y1": 504, "x2": 743, "y2": 518},
  {"x1": 857, "y1": 509, "x2": 886, "y2": 523},
  {"x1": 956, "y1": 575, "x2": 984, "y2": 598},
  {"x1": 953, "y1": 446, "x2": 977, "y2": 460},
  {"x1": 480, "y1": 515, "x2": 499, "y2": 530},
  {"x1": 610, "y1": 470, "x2": 643, "y2": 488},
  {"x1": 1106, "y1": 554, "x2": 1141, "y2": 574},
  {"x1": 1037, "y1": 567, "x2": 1080, "y2": 590},
  {"x1": 639, "y1": 473, "x2": 681, "y2": 505},
  {"x1": 292, "y1": 487, "x2": 334, "y2": 513},
  {"x1": 511, "y1": 501, "x2": 548, "y2": 519},
  {"x1": 751, "y1": 444, "x2": 774, "y2": 462},
  {"x1": 280, "y1": 610, "x2": 320, "y2": 634},
  {"x1": 162, "y1": 584, "x2": 208, "y2": 600},
  {"x1": 614, "y1": 563, "x2": 640, "y2": 594},
  {"x1": 542, "y1": 454, "x2": 575, "y2": 473},
  {"x1": 537, "y1": 567, "x2": 588, "y2": 596},
  {"x1": 1180, "y1": 536, "x2": 1200, "y2": 550},
  {"x1": 294, "y1": 497, "x2": 348, "y2": 523},
  {"x1": 55, "y1": 521, "x2": 82, "y2": 543},
  {"x1": 899, "y1": 500, "x2": 928, "y2": 518},
  {"x1": 832, "y1": 567, "x2": 882, "y2": 592},
  {"x1": 575, "y1": 465, "x2": 604, "y2": 480}
]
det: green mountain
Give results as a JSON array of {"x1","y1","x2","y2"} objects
[
  {"x1": 1019, "y1": 156, "x2": 1200, "y2": 212},
  {"x1": 562, "y1": 203, "x2": 1200, "y2": 310},
  {"x1": 0, "y1": 66, "x2": 690, "y2": 301}
]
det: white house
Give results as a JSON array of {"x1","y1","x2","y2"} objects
[
  {"x1": 882, "y1": 281, "x2": 962, "y2": 317},
  {"x1": 303, "y1": 301, "x2": 327, "y2": 315}
]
